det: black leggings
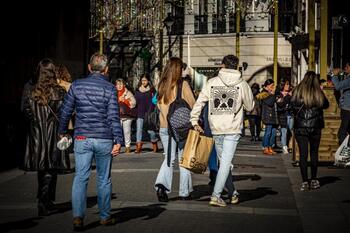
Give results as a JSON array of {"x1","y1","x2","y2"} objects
[
  {"x1": 247, "y1": 116, "x2": 261, "y2": 138},
  {"x1": 295, "y1": 133, "x2": 321, "y2": 182}
]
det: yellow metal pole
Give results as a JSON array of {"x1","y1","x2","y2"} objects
[
  {"x1": 99, "y1": 30, "x2": 103, "y2": 54},
  {"x1": 273, "y1": 0, "x2": 278, "y2": 84},
  {"x1": 308, "y1": 0, "x2": 315, "y2": 71},
  {"x1": 99, "y1": 2, "x2": 104, "y2": 55},
  {"x1": 235, "y1": 0, "x2": 241, "y2": 59},
  {"x1": 320, "y1": 0, "x2": 328, "y2": 79},
  {"x1": 159, "y1": 0, "x2": 164, "y2": 73}
]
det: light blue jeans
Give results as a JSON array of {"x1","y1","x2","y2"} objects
[
  {"x1": 154, "y1": 128, "x2": 193, "y2": 197},
  {"x1": 72, "y1": 138, "x2": 113, "y2": 221},
  {"x1": 281, "y1": 115, "x2": 294, "y2": 147},
  {"x1": 280, "y1": 127, "x2": 287, "y2": 147},
  {"x1": 136, "y1": 118, "x2": 157, "y2": 143},
  {"x1": 212, "y1": 134, "x2": 241, "y2": 198}
]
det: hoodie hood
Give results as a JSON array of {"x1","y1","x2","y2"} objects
[{"x1": 218, "y1": 68, "x2": 243, "y2": 86}]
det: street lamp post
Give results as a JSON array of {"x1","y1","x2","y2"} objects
[{"x1": 163, "y1": 12, "x2": 174, "y2": 58}]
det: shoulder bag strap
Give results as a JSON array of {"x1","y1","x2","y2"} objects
[{"x1": 47, "y1": 104, "x2": 59, "y2": 122}]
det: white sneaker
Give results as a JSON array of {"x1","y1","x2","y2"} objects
[
  {"x1": 282, "y1": 146, "x2": 289, "y2": 154},
  {"x1": 231, "y1": 194, "x2": 239, "y2": 204},
  {"x1": 209, "y1": 196, "x2": 227, "y2": 207}
]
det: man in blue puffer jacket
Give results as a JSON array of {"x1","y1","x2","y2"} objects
[{"x1": 59, "y1": 53, "x2": 123, "y2": 230}]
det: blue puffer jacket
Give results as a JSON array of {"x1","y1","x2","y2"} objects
[{"x1": 59, "y1": 73, "x2": 123, "y2": 145}]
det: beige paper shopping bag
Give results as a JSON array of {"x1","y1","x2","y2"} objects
[{"x1": 179, "y1": 129, "x2": 214, "y2": 174}]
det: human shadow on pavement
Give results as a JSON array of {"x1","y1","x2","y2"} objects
[
  {"x1": 52, "y1": 196, "x2": 99, "y2": 214},
  {"x1": 53, "y1": 194, "x2": 117, "y2": 214},
  {"x1": 83, "y1": 204, "x2": 166, "y2": 230},
  {"x1": 237, "y1": 187, "x2": 278, "y2": 203},
  {"x1": 190, "y1": 174, "x2": 262, "y2": 201},
  {"x1": 233, "y1": 174, "x2": 262, "y2": 181},
  {"x1": 0, "y1": 217, "x2": 43, "y2": 233},
  {"x1": 318, "y1": 176, "x2": 341, "y2": 187}
]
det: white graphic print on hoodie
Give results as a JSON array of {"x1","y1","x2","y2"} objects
[{"x1": 190, "y1": 68, "x2": 254, "y2": 135}]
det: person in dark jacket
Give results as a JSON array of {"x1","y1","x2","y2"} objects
[
  {"x1": 257, "y1": 79, "x2": 278, "y2": 155},
  {"x1": 276, "y1": 80, "x2": 293, "y2": 154},
  {"x1": 291, "y1": 71, "x2": 329, "y2": 191},
  {"x1": 134, "y1": 73, "x2": 158, "y2": 153},
  {"x1": 23, "y1": 58, "x2": 67, "y2": 216},
  {"x1": 246, "y1": 83, "x2": 262, "y2": 141},
  {"x1": 59, "y1": 53, "x2": 123, "y2": 230}
]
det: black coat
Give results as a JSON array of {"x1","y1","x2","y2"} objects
[
  {"x1": 24, "y1": 88, "x2": 70, "y2": 171},
  {"x1": 258, "y1": 90, "x2": 278, "y2": 125},
  {"x1": 276, "y1": 93, "x2": 292, "y2": 127},
  {"x1": 291, "y1": 95, "x2": 329, "y2": 135}
]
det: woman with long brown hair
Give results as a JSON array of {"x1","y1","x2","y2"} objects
[
  {"x1": 154, "y1": 57, "x2": 195, "y2": 202},
  {"x1": 291, "y1": 71, "x2": 329, "y2": 191},
  {"x1": 23, "y1": 58, "x2": 69, "y2": 215}
]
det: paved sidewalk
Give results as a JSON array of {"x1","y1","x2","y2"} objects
[{"x1": 0, "y1": 137, "x2": 349, "y2": 233}]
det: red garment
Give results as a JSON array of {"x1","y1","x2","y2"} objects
[{"x1": 117, "y1": 86, "x2": 131, "y2": 107}]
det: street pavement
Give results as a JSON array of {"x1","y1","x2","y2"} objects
[{"x1": 0, "y1": 136, "x2": 350, "y2": 233}]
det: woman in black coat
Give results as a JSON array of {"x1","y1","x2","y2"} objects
[
  {"x1": 257, "y1": 79, "x2": 278, "y2": 155},
  {"x1": 291, "y1": 71, "x2": 329, "y2": 191},
  {"x1": 23, "y1": 59, "x2": 69, "y2": 216}
]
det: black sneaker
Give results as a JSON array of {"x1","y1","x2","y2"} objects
[
  {"x1": 310, "y1": 180, "x2": 320, "y2": 189},
  {"x1": 155, "y1": 184, "x2": 169, "y2": 202},
  {"x1": 73, "y1": 217, "x2": 84, "y2": 231}
]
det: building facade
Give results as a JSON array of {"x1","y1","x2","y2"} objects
[{"x1": 166, "y1": 0, "x2": 294, "y2": 89}]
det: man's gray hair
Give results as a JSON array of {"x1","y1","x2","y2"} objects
[{"x1": 89, "y1": 53, "x2": 108, "y2": 73}]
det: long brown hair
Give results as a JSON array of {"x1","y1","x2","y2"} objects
[
  {"x1": 56, "y1": 64, "x2": 72, "y2": 82},
  {"x1": 291, "y1": 71, "x2": 325, "y2": 108},
  {"x1": 157, "y1": 57, "x2": 183, "y2": 104},
  {"x1": 31, "y1": 58, "x2": 63, "y2": 105}
]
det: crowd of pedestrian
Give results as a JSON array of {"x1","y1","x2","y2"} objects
[{"x1": 21, "y1": 52, "x2": 350, "y2": 231}]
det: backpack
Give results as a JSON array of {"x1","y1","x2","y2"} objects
[
  {"x1": 166, "y1": 80, "x2": 193, "y2": 166},
  {"x1": 167, "y1": 80, "x2": 193, "y2": 143}
]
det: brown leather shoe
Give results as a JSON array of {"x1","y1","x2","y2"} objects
[
  {"x1": 268, "y1": 147, "x2": 277, "y2": 154},
  {"x1": 73, "y1": 217, "x2": 84, "y2": 231},
  {"x1": 100, "y1": 217, "x2": 116, "y2": 226},
  {"x1": 125, "y1": 147, "x2": 131, "y2": 153},
  {"x1": 263, "y1": 148, "x2": 273, "y2": 155},
  {"x1": 135, "y1": 142, "x2": 142, "y2": 153},
  {"x1": 152, "y1": 142, "x2": 158, "y2": 153}
]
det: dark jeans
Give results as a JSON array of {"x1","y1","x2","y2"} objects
[
  {"x1": 295, "y1": 132, "x2": 321, "y2": 182},
  {"x1": 338, "y1": 109, "x2": 350, "y2": 146},
  {"x1": 247, "y1": 115, "x2": 261, "y2": 139}
]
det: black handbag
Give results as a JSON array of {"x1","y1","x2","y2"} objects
[
  {"x1": 119, "y1": 102, "x2": 137, "y2": 118},
  {"x1": 143, "y1": 106, "x2": 159, "y2": 131}
]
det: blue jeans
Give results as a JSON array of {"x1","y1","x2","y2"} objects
[
  {"x1": 154, "y1": 128, "x2": 192, "y2": 197},
  {"x1": 280, "y1": 127, "x2": 287, "y2": 147},
  {"x1": 287, "y1": 115, "x2": 294, "y2": 131},
  {"x1": 72, "y1": 138, "x2": 113, "y2": 221},
  {"x1": 212, "y1": 134, "x2": 240, "y2": 198},
  {"x1": 208, "y1": 145, "x2": 218, "y2": 172},
  {"x1": 136, "y1": 118, "x2": 157, "y2": 143},
  {"x1": 262, "y1": 124, "x2": 276, "y2": 148}
]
